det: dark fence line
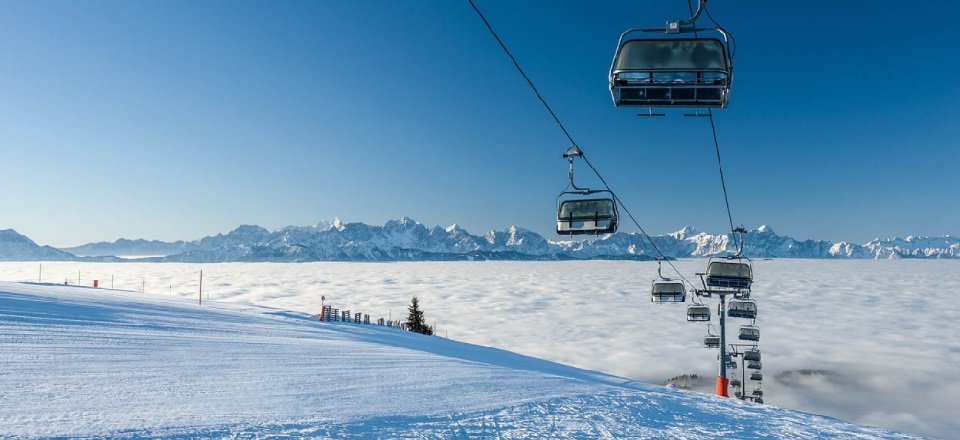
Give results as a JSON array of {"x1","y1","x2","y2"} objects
[{"x1": 320, "y1": 305, "x2": 408, "y2": 330}]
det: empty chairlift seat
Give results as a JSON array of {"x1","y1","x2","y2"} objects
[
  {"x1": 651, "y1": 280, "x2": 686, "y2": 303},
  {"x1": 752, "y1": 389, "x2": 764, "y2": 398},
  {"x1": 747, "y1": 360, "x2": 762, "y2": 370},
  {"x1": 738, "y1": 325, "x2": 760, "y2": 342},
  {"x1": 728, "y1": 299, "x2": 758, "y2": 319},
  {"x1": 703, "y1": 335, "x2": 720, "y2": 348},
  {"x1": 686, "y1": 304, "x2": 711, "y2": 322},
  {"x1": 750, "y1": 372, "x2": 763, "y2": 382},
  {"x1": 730, "y1": 379, "x2": 742, "y2": 388},
  {"x1": 743, "y1": 348, "x2": 761, "y2": 362},
  {"x1": 610, "y1": 38, "x2": 731, "y2": 108},
  {"x1": 556, "y1": 197, "x2": 618, "y2": 235},
  {"x1": 705, "y1": 259, "x2": 753, "y2": 289}
]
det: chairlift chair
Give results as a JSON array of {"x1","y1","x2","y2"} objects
[
  {"x1": 556, "y1": 146, "x2": 619, "y2": 235},
  {"x1": 755, "y1": 397, "x2": 764, "y2": 404},
  {"x1": 730, "y1": 379, "x2": 741, "y2": 388},
  {"x1": 703, "y1": 334, "x2": 720, "y2": 348},
  {"x1": 556, "y1": 196, "x2": 618, "y2": 235},
  {"x1": 728, "y1": 299, "x2": 758, "y2": 319},
  {"x1": 752, "y1": 389, "x2": 763, "y2": 397},
  {"x1": 705, "y1": 257, "x2": 753, "y2": 289},
  {"x1": 686, "y1": 304, "x2": 711, "y2": 322},
  {"x1": 750, "y1": 372, "x2": 763, "y2": 381},
  {"x1": 608, "y1": 1, "x2": 733, "y2": 109},
  {"x1": 738, "y1": 325, "x2": 760, "y2": 342},
  {"x1": 747, "y1": 360, "x2": 762, "y2": 370},
  {"x1": 610, "y1": 38, "x2": 731, "y2": 108},
  {"x1": 651, "y1": 279, "x2": 686, "y2": 303},
  {"x1": 743, "y1": 348, "x2": 761, "y2": 362}
]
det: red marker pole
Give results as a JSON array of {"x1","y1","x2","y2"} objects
[{"x1": 716, "y1": 293, "x2": 729, "y2": 397}]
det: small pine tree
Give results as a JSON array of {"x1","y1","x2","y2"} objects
[{"x1": 406, "y1": 296, "x2": 433, "y2": 335}]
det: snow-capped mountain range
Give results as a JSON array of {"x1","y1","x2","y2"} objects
[{"x1": 3, "y1": 218, "x2": 958, "y2": 262}]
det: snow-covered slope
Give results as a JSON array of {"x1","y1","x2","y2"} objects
[{"x1": 0, "y1": 281, "x2": 918, "y2": 438}]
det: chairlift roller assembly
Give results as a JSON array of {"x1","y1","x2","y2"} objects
[
  {"x1": 609, "y1": 0, "x2": 733, "y2": 109},
  {"x1": 556, "y1": 146, "x2": 619, "y2": 235}
]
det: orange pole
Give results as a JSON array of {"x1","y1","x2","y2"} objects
[{"x1": 716, "y1": 376, "x2": 729, "y2": 397}]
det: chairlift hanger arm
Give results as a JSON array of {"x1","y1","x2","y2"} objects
[
  {"x1": 563, "y1": 146, "x2": 592, "y2": 193},
  {"x1": 677, "y1": 0, "x2": 708, "y2": 27}
]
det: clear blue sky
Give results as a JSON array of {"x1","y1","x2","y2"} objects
[{"x1": 1, "y1": 0, "x2": 957, "y2": 247}]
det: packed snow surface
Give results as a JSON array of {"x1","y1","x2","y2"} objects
[
  {"x1": 0, "y1": 281, "x2": 919, "y2": 439},
  {"x1": 2, "y1": 260, "x2": 956, "y2": 437}
]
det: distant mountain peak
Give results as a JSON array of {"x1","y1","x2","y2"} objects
[
  {"x1": 384, "y1": 216, "x2": 420, "y2": 228},
  {"x1": 0, "y1": 228, "x2": 38, "y2": 246},
  {"x1": 230, "y1": 224, "x2": 269, "y2": 234},
  {"x1": 313, "y1": 217, "x2": 348, "y2": 232},
  {"x1": 0, "y1": 228, "x2": 77, "y2": 261},
  {"x1": 671, "y1": 226, "x2": 700, "y2": 239}
]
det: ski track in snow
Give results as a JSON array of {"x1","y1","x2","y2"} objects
[{"x1": 1, "y1": 260, "x2": 956, "y2": 438}]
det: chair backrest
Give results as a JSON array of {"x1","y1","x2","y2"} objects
[
  {"x1": 614, "y1": 38, "x2": 728, "y2": 73},
  {"x1": 652, "y1": 281, "x2": 685, "y2": 294},
  {"x1": 707, "y1": 261, "x2": 752, "y2": 279},
  {"x1": 558, "y1": 198, "x2": 616, "y2": 220}
]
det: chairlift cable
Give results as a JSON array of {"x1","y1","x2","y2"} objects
[
  {"x1": 579, "y1": 154, "x2": 696, "y2": 288},
  {"x1": 466, "y1": 0, "x2": 577, "y2": 147},
  {"x1": 684, "y1": 0, "x2": 739, "y2": 250},
  {"x1": 685, "y1": 2, "x2": 738, "y2": 250},
  {"x1": 707, "y1": 108, "x2": 738, "y2": 247},
  {"x1": 687, "y1": 0, "x2": 700, "y2": 37},
  {"x1": 467, "y1": 0, "x2": 696, "y2": 288},
  {"x1": 704, "y1": 4, "x2": 736, "y2": 60}
]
